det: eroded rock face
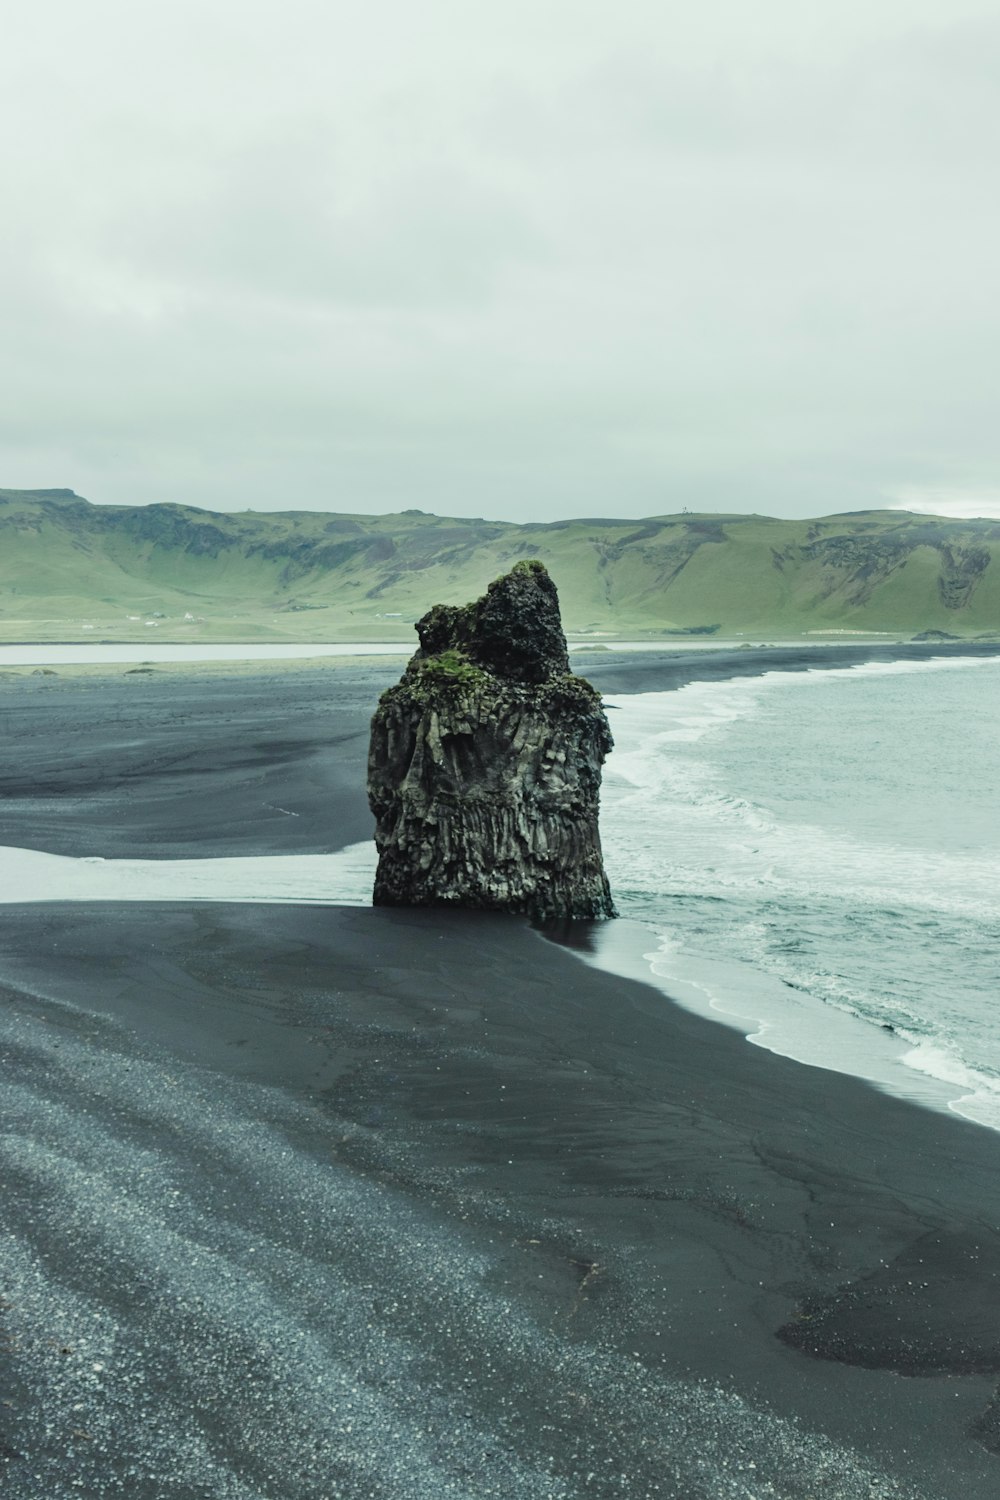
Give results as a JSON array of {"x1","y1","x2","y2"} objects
[{"x1": 367, "y1": 561, "x2": 616, "y2": 920}]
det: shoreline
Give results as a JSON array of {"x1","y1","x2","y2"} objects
[
  {"x1": 2, "y1": 647, "x2": 1000, "y2": 1495},
  {"x1": 572, "y1": 910, "x2": 1000, "y2": 1137},
  {"x1": 3, "y1": 641, "x2": 999, "y2": 1123},
  {"x1": 2, "y1": 643, "x2": 998, "y2": 1130},
  {"x1": 593, "y1": 653, "x2": 1000, "y2": 1137}
]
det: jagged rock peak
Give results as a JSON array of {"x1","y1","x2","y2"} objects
[
  {"x1": 367, "y1": 561, "x2": 617, "y2": 921},
  {"x1": 415, "y1": 559, "x2": 571, "y2": 683}
]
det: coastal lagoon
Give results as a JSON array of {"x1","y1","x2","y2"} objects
[{"x1": 0, "y1": 642, "x2": 414, "y2": 666}]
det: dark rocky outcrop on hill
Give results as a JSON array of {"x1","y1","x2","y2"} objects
[{"x1": 367, "y1": 561, "x2": 616, "y2": 920}]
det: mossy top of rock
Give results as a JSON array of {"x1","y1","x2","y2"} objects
[
  {"x1": 414, "y1": 560, "x2": 571, "y2": 685},
  {"x1": 399, "y1": 647, "x2": 489, "y2": 706}
]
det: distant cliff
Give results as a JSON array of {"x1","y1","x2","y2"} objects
[
  {"x1": 2, "y1": 488, "x2": 1000, "y2": 639},
  {"x1": 367, "y1": 562, "x2": 616, "y2": 920}
]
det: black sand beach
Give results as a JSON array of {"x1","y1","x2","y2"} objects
[{"x1": 3, "y1": 647, "x2": 1000, "y2": 1498}]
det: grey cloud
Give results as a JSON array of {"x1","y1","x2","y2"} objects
[{"x1": 2, "y1": 1, "x2": 1000, "y2": 519}]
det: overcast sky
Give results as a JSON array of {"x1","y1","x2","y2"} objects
[{"x1": 4, "y1": 1, "x2": 1000, "y2": 521}]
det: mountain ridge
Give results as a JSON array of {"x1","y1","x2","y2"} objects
[{"x1": 2, "y1": 487, "x2": 999, "y2": 642}]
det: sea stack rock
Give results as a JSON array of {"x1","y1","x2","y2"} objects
[{"x1": 367, "y1": 561, "x2": 617, "y2": 920}]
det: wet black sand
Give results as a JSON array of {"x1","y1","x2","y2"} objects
[{"x1": 2, "y1": 647, "x2": 1000, "y2": 1497}]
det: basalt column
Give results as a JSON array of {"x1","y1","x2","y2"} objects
[{"x1": 367, "y1": 561, "x2": 616, "y2": 920}]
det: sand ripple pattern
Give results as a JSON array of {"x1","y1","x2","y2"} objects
[{"x1": 0, "y1": 987, "x2": 924, "y2": 1500}]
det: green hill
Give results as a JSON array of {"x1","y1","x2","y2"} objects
[{"x1": 3, "y1": 487, "x2": 1000, "y2": 643}]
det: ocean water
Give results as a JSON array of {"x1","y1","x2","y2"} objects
[
  {"x1": 598, "y1": 656, "x2": 1000, "y2": 1130},
  {"x1": 2, "y1": 653, "x2": 998, "y2": 1132}
]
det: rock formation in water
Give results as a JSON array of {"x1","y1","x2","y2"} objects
[{"x1": 367, "y1": 560, "x2": 616, "y2": 920}]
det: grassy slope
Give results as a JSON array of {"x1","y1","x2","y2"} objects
[{"x1": 2, "y1": 488, "x2": 1000, "y2": 642}]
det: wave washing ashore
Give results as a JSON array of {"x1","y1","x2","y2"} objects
[
  {"x1": 3, "y1": 652, "x2": 998, "y2": 1134},
  {"x1": 597, "y1": 654, "x2": 1000, "y2": 1131}
]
